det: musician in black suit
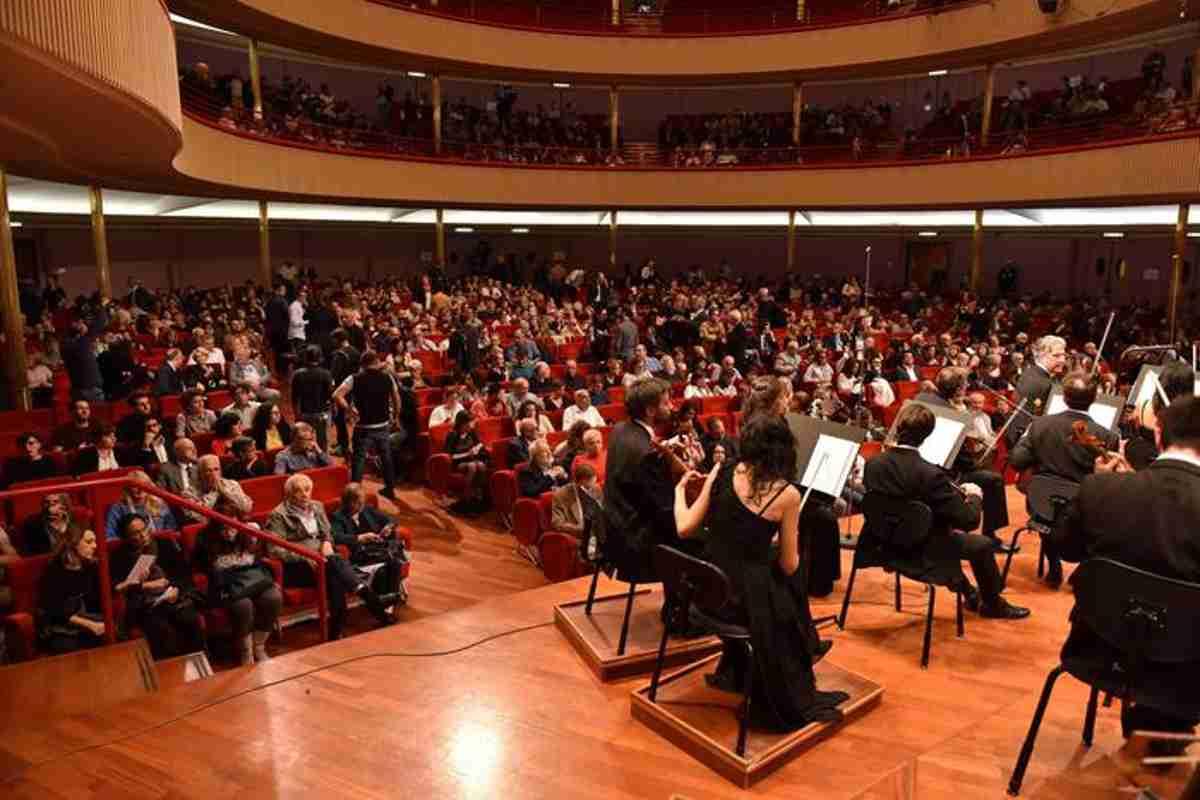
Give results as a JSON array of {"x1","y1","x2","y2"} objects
[
  {"x1": 1124, "y1": 361, "x2": 1197, "y2": 470},
  {"x1": 1006, "y1": 335, "x2": 1067, "y2": 446},
  {"x1": 1008, "y1": 372, "x2": 1118, "y2": 587},
  {"x1": 864, "y1": 404, "x2": 1030, "y2": 619},
  {"x1": 598, "y1": 377, "x2": 692, "y2": 629},
  {"x1": 1051, "y1": 395, "x2": 1200, "y2": 740},
  {"x1": 915, "y1": 368, "x2": 1011, "y2": 547}
]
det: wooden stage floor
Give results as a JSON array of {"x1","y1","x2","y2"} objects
[{"x1": 0, "y1": 488, "x2": 1192, "y2": 799}]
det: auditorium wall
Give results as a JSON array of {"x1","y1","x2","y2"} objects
[{"x1": 22, "y1": 224, "x2": 1189, "y2": 307}]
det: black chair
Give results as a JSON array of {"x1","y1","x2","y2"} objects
[
  {"x1": 649, "y1": 545, "x2": 754, "y2": 757},
  {"x1": 1007, "y1": 559, "x2": 1200, "y2": 795},
  {"x1": 1003, "y1": 475, "x2": 1078, "y2": 585},
  {"x1": 837, "y1": 493, "x2": 966, "y2": 669},
  {"x1": 583, "y1": 561, "x2": 640, "y2": 656}
]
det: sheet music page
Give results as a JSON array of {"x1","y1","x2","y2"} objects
[
  {"x1": 125, "y1": 554, "x2": 157, "y2": 584},
  {"x1": 1132, "y1": 368, "x2": 1161, "y2": 409},
  {"x1": 917, "y1": 416, "x2": 962, "y2": 467},
  {"x1": 1045, "y1": 393, "x2": 1067, "y2": 416},
  {"x1": 1089, "y1": 403, "x2": 1119, "y2": 431},
  {"x1": 800, "y1": 434, "x2": 858, "y2": 497}
]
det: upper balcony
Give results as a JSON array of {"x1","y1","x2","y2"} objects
[{"x1": 167, "y1": 0, "x2": 1192, "y2": 84}]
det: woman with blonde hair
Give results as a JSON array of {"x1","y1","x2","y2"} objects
[{"x1": 104, "y1": 471, "x2": 178, "y2": 540}]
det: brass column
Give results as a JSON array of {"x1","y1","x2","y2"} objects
[
  {"x1": 248, "y1": 39, "x2": 264, "y2": 119},
  {"x1": 608, "y1": 210, "x2": 618, "y2": 271},
  {"x1": 89, "y1": 186, "x2": 112, "y2": 299},
  {"x1": 432, "y1": 74, "x2": 443, "y2": 155},
  {"x1": 792, "y1": 82, "x2": 803, "y2": 146},
  {"x1": 970, "y1": 209, "x2": 984, "y2": 293},
  {"x1": 786, "y1": 209, "x2": 797, "y2": 271},
  {"x1": 1169, "y1": 203, "x2": 1189, "y2": 342},
  {"x1": 435, "y1": 208, "x2": 446, "y2": 267},
  {"x1": 0, "y1": 166, "x2": 29, "y2": 410},
  {"x1": 609, "y1": 86, "x2": 619, "y2": 153},
  {"x1": 797, "y1": 0, "x2": 806, "y2": 21},
  {"x1": 258, "y1": 200, "x2": 271, "y2": 288},
  {"x1": 611, "y1": 0, "x2": 621, "y2": 26},
  {"x1": 980, "y1": 63, "x2": 996, "y2": 147}
]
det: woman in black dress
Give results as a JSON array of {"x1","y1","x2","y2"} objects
[{"x1": 674, "y1": 415, "x2": 848, "y2": 731}]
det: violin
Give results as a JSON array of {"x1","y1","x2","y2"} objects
[
  {"x1": 1069, "y1": 420, "x2": 1133, "y2": 473},
  {"x1": 651, "y1": 438, "x2": 692, "y2": 481}
]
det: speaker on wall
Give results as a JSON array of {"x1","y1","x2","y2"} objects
[{"x1": 1038, "y1": 0, "x2": 1060, "y2": 12}]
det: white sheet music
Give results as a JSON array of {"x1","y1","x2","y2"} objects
[
  {"x1": 917, "y1": 416, "x2": 963, "y2": 467},
  {"x1": 1044, "y1": 393, "x2": 1119, "y2": 430},
  {"x1": 1131, "y1": 367, "x2": 1162, "y2": 410},
  {"x1": 799, "y1": 435, "x2": 858, "y2": 497},
  {"x1": 125, "y1": 554, "x2": 156, "y2": 584}
]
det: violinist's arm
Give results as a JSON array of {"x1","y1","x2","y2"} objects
[{"x1": 673, "y1": 465, "x2": 720, "y2": 538}]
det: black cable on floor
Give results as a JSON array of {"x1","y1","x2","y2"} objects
[{"x1": 1, "y1": 620, "x2": 555, "y2": 783}]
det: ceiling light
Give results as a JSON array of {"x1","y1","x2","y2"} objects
[
  {"x1": 511, "y1": 227, "x2": 530, "y2": 233},
  {"x1": 928, "y1": 69, "x2": 948, "y2": 77},
  {"x1": 407, "y1": 71, "x2": 427, "y2": 78},
  {"x1": 453, "y1": 227, "x2": 475, "y2": 233},
  {"x1": 168, "y1": 13, "x2": 238, "y2": 36},
  {"x1": 1102, "y1": 232, "x2": 1125, "y2": 238},
  {"x1": 1188, "y1": 232, "x2": 1200, "y2": 238},
  {"x1": 918, "y1": 231, "x2": 939, "y2": 237},
  {"x1": 9, "y1": 221, "x2": 21, "y2": 228},
  {"x1": 552, "y1": 82, "x2": 572, "y2": 89}
]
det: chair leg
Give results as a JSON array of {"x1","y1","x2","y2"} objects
[
  {"x1": 1037, "y1": 538, "x2": 1046, "y2": 579},
  {"x1": 647, "y1": 619, "x2": 672, "y2": 703},
  {"x1": 837, "y1": 563, "x2": 859, "y2": 630},
  {"x1": 616, "y1": 582, "x2": 637, "y2": 656},
  {"x1": 956, "y1": 590, "x2": 965, "y2": 638},
  {"x1": 1008, "y1": 666, "x2": 1066, "y2": 796},
  {"x1": 921, "y1": 586, "x2": 936, "y2": 669},
  {"x1": 584, "y1": 564, "x2": 601, "y2": 615},
  {"x1": 1082, "y1": 686, "x2": 1100, "y2": 747},
  {"x1": 895, "y1": 572, "x2": 902, "y2": 612},
  {"x1": 736, "y1": 641, "x2": 754, "y2": 758},
  {"x1": 1001, "y1": 528, "x2": 1024, "y2": 587},
  {"x1": 1102, "y1": 692, "x2": 1114, "y2": 708}
]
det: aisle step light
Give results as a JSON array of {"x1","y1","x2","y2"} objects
[{"x1": 453, "y1": 227, "x2": 475, "y2": 233}]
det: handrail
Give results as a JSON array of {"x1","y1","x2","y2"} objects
[{"x1": 0, "y1": 475, "x2": 331, "y2": 643}]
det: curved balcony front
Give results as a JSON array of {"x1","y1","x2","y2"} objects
[{"x1": 168, "y1": 0, "x2": 1188, "y2": 84}]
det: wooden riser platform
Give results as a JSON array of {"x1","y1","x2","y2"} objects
[
  {"x1": 554, "y1": 587, "x2": 721, "y2": 681},
  {"x1": 632, "y1": 654, "x2": 884, "y2": 788}
]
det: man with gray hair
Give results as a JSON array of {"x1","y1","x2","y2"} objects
[
  {"x1": 1007, "y1": 334, "x2": 1068, "y2": 446},
  {"x1": 508, "y1": 417, "x2": 540, "y2": 466},
  {"x1": 504, "y1": 378, "x2": 542, "y2": 419},
  {"x1": 189, "y1": 454, "x2": 252, "y2": 521}
]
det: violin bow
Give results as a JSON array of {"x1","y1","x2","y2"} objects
[
  {"x1": 1090, "y1": 310, "x2": 1116, "y2": 378},
  {"x1": 976, "y1": 398, "x2": 1029, "y2": 464}
]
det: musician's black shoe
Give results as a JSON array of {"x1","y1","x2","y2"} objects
[
  {"x1": 1044, "y1": 569, "x2": 1064, "y2": 589},
  {"x1": 979, "y1": 598, "x2": 1031, "y2": 620},
  {"x1": 961, "y1": 584, "x2": 981, "y2": 613},
  {"x1": 704, "y1": 669, "x2": 741, "y2": 694}
]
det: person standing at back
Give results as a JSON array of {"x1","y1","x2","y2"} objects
[
  {"x1": 333, "y1": 351, "x2": 399, "y2": 502},
  {"x1": 291, "y1": 346, "x2": 335, "y2": 453},
  {"x1": 329, "y1": 329, "x2": 361, "y2": 456},
  {"x1": 264, "y1": 283, "x2": 291, "y2": 374}
]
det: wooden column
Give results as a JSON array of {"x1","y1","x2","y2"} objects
[
  {"x1": 608, "y1": 210, "x2": 617, "y2": 270},
  {"x1": 248, "y1": 39, "x2": 263, "y2": 119},
  {"x1": 1192, "y1": 42, "x2": 1200, "y2": 100},
  {"x1": 980, "y1": 63, "x2": 997, "y2": 147},
  {"x1": 257, "y1": 200, "x2": 271, "y2": 288},
  {"x1": 609, "y1": 86, "x2": 619, "y2": 153},
  {"x1": 432, "y1": 75, "x2": 443, "y2": 155},
  {"x1": 611, "y1": 0, "x2": 621, "y2": 25},
  {"x1": 970, "y1": 209, "x2": 984, "y2": 293},
  {"x1": 797, "y1": 0, "x2": 806, "y2": 21},
  {"x1": 88, "y1": 186, "x2": 112, "y2": 300},
  {"x1": 1169, "y1": 203, "x2": 1189, "y2": 342},
  {"x1": 792, "y1": 82, "x2": 803, "y2": 146},
  {"x1": 435, "y1": 208, "x2": 446, "y2": 267},
  {"x1": 0, "y1": 166, "x2": 29, "y2": 410},
  {"x1": 786, "y1": 209, "x2": 797, "y2": 271}
]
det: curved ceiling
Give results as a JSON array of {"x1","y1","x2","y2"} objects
[{"x1": 167, "y1": 0, "x2": 1192, "y2": 85}]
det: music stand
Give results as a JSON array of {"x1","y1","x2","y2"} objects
[
  {"x1": 1043, "y1": 389, "x2": 1124, "y2": 433},
  {"x1": 784, "y1": 414, "x2": 867, "y2": 502},
  {"x1": 884, "y1": 400, "x2": 971, "y2": 469},
  {"x1": 1128, "y1": 364, "x2": 1163, "y2": 411}
]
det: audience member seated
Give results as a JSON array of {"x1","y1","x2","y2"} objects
[
  {"x1": 158, "y1": 436, "x2": 199, "y2": 496},
  {"x1": 110, "y1": 512, "x2": 204, "y2": 660},
  {"x1": 37, "y1": 526, "x2": 105, "y2": 655},
  {"x1": 552, "y1": 421, "x2": 591, "y2": 472},
  {"x1": 516, "y1": 399, "x2": 555, "y2": 435},
  {"x1": 265, "y1": 474, "x2": 393, "y2": 640},
  {"x1": 562, "y1": 388, "x2": 605, "y2": 430},
  {"x1": 444, "y1": 411, "x2": 490, "y2": 513},
  {"x1": 504, "y1": 378, "x2": 542, "y2": 418},
  {"x1": 273, "y1": 422, "x2": 332, "y2": 475},
  {"x1": 518, "y1": 440, "x2": 568, "y2": 498},
  {"x1": 116, "y1": 391, "x2": 155, "y2": 448},
  {"x1": 4, "y1": 432, "x2": 61, "y2": 488},
  {"x1": 863, "y1": 404, "x2": 1029, "y2": 620},
  {"x1": 104, "y1": 471, "x2": 179, "y2": 540},
  {"x1": 193, "y1": 454, "x2": 252, "y2": 521},
  {"x1": 21, "y1": 493, "x2": 79, "y2": 557},
  {"x1": 127, "y1": 416, "x2": 170, "y2": 469},
  {"x1": 229, "y1": 344, "x2": 280, "y2": 402},
  {"x1": 225, "y1": 436, "x2": 272, "y2": 480},
  {"x1": 176, "y1": 390, "x2": 218, "y2": 439},
  {"x1": 470, "y1": 383, "x2": 507, "y2": 418},
  {"x1": 209, "y1": 413, "x2": 242, "y2": 459},
  {"x1": 508, "y1": 418, "x2": 540, "y2": 466},
  {"x1": 154, "y1": 348, "x2": 186, "y2": 396},
  {"x1": 572, "y1": 428, "x2": 608, "y2": 486},
  {"x1": 663, "y1": 409, "x2": 706, "y2": 469},
  {"x1": 251, "y1": 401, "x2": 293, "y2": 452},
  {"x1": 672, "y1": 415, "x2": 849, "y2": 728},
  {"x1": 1051, "y1": 395, "x2": 1200, "y2": 747},
  {"x1": 702, "y1": 416, "x2": 739, "y2": 468},
  {"x1": 192, "y1": 492, "x2": 282, "y2": 665},
  {"x1": 330, "y1": 482, "x2": 408, "y2": 607},
  {"x1": 429, "y1": 385, "x2": 465, "y2": 428},
  {"x1": 550, "y1": 462, "x2": 602, "y2": 541},
  {"x1": 73, "y1": 423, "x2": 127, "y2": 475},
  {"x1": 52, "y1": 399, "x2": 97, "y2": 451},
  {"x1": 221, "y1": 383, "x2": 262, "y2": 431}
]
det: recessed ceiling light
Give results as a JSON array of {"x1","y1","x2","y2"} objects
[
  {"x1": 1102, "y1": 232, "x2": 1125, "y2": 238},
  {"x1": 552, "y1": 82, "x2": 571, "y2": 89},
  {"x1": 928, "y1": 69, "x2": 948, "y2": 77},
  {"x1": 918, "y1": 231, "x2": 939, "y2": 237},
  {"x1": 407, "y1": 71, "x2": 427, "y2": 78},
  {"x1": 9, "y1": 221, "x2": 22, "y2": 228},
  {"x1": 1188, "y1": 232, "x2": 1200, "y2": 238},
  {"x1": 511, "y1": 227, "x2": 530, "y2": 233},
  {"x1": 453, "y1": 227, "x2": 474, "y2": 233}
]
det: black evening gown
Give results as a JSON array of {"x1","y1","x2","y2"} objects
[{"x1": 701, "y1": 463, "x2": 849, "y2": 731}]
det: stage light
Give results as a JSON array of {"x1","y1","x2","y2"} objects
[
  {"x1": 918, "y1": 231, "x2": 939, "y2": 237},
  {"x1": 1102, "y1": 232, "x2": 1125, "y2": 238},
  {"x1": 453, "y1": 227, "x2": 475, "y2": 233},
  {"x1": 928, "y1": 69, "x2": 948, "y2": 77},
  {"x1": 9, "y1": 221, "x2": 21, "y2": 228},
  {"x1": 511, "y1": 227, "x2": 530, "y2": 233},
  {"x1": 407, "y1": 71, "x2": 427, "y2": 78},
  {"x1": 1189, "y1": 232, "x2": 1200, "y2": 238},
  {"x1": 552, "y1": 82, "x2": 572, "y2": 89}
]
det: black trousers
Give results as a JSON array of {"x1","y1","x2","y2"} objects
[
  {"x1": 958, "y1": 469, "x2": 1009, "y2": 537},
  {"x1": 283, "y1": 556, "x2": 363, "y2": 639},
  {"x1": 134, "y1": 602, "x2": 205, "y2": 660},
  {"x1": 803, "y1": 500, "x2": 842, "y2": 598},
  {"x1": 949, "y1": 530, "x2": 1004, "y2": 603}
]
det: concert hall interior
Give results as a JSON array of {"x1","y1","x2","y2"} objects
[{"x1": 2, "y1": 0, "x2": 1200, "y2": 797}]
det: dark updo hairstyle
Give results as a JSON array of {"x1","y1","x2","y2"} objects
[{"x1": 737, "y1": 415, "x2": 797, "y2": 504}]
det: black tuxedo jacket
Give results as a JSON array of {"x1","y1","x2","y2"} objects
[
  {"x1": 599, "y1": 421, "x2": 676, "y2": 581},
  {"x1": 1008, "y1": 410, "x2": 1117, "y2": 484},
  {"x1": 1007, "y1": 364, "x2": 1055, "y2": 446}
]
